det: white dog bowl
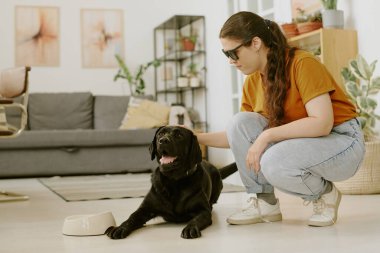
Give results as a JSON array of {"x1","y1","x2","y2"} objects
[{"x1": 62, "y1": 211, "x2": 116, "y2": 236}]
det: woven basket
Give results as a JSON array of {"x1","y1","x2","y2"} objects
[{"x1": 335, "y1": 140, "x2": 380, "y2": 194}]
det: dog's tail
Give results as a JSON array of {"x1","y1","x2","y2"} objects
[{"x1": 218, "y1": 162, "x2": 238, "y2": 179}]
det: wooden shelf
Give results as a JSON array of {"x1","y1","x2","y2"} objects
[{"x1": 288, "y1": 28, "x2": 358, "y2": 87}]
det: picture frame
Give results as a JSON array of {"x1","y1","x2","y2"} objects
[
  {"x1": 81, "y1": 9, "x2": 124, "y2": 68},
  {"x1": 15, "y1": 6, "x2": 60, "y2": 67}
]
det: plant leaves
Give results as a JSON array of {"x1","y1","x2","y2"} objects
[
  {"x1": 345, "y1": 81, "x2": 361, "y2": 99},
  {"x1": 114, "y1": 54, "x2": 133, "y2": 83},
  {"x1": 356, "y1": 55, "x2": 372, "y2": 80},
  {"x1": 369, "y1": 76, "x2": 380, "y2": 94},
  {"x1": 341, "y1": 67, "x2": 356, "y2": 83},
  {"x1": 369, "y1": 59, "x2": 378, "y2": 75},
  {"x1": 113, "y1": 54, "x2": 161, "y2": 95}
]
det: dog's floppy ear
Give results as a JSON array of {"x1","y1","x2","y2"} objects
[
  {"x1": 149, "y1": 126, "x2": 164, "y2": 160},
  {"x1": 189, "y1": 133, "x2": 203, "y2": 165}
]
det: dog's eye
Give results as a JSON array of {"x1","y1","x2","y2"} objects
[{"x1": 173, "y1": 130, "x2": 182, "y2": 138}]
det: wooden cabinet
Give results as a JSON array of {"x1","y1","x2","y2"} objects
[
  {"x1": 153, "y1": 15, "x2": 207, "y2": 132},
  {"x1": 288, "y1": 28, "x2": 358, "y2": 87}
]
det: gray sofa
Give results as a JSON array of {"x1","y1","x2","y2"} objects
[{"x1": 0, "y1": 92, "x2": 158, "y2": 178}]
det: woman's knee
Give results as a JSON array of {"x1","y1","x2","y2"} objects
[{"x1": 260, "y1": 154, "x2": 286, "y2": 187}]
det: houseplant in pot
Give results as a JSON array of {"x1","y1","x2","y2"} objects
[
  {"x1": 320, "y1": 0, "x2": 344, "y2": 29},
  {"x1": 294, "y1": 8, "x2": 322, "y2": 34},
  {"x1": 114, "y1": 54, "x2": 161, "y2": 96},
  {"x1": 335, "y1": 54, "x2": 380, "y2": 194},
  {"x1": 187, "y1": 62, "x2": 201, "y2": 87},
  {"x1": 179, "y1": 33, "x2": 197, "y2": 52}
]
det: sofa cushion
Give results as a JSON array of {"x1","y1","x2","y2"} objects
[
  {"x1": 119, "y1": 97, "x2": 170, "y2": 130},
  {"x1": 0, "y1": 129, "x2": 157, "y2": 149},
  {"x1": 28, "y1": 92, "x2": 93, "y2": 130},
  {"x1": 93, "y1": 95, "x2": 130, "y2": 130}
]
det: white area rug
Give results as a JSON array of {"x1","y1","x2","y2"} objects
[{"x1": 39, "y1": 173, "x2": 245, "y2": 202}]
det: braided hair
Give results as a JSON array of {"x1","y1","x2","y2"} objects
[{"x1": 220, "y1": 11, "x2": 296, "y2": 127}]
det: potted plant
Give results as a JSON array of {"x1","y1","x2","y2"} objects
[
  {"x1": 187, "y1": 62, "x2": 200, "y2": 87},
  {"x1": 179, "y1": 34, "x2": 197, "y2": 51},
  {"x1": 294, "y1": 8, "x2": 323, "y2": 34},
  {"x1": 114, "y1": 54, "x2": 161, "y2": 96},
  {"x1": 320, "y1": 0, "x2": 344, "y2": 29},
  {"x1": 281, "y1": 22, "x2": 298, "y2": 38},
  {"x1": 335, "y1": 54, "x2": 380, "y2": 194}
]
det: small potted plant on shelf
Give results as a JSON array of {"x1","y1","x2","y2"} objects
[
  {"x1": 113, "y1": 54, "x2": 161, "y2": 96},
  {"x1": 281, "y1": 22, "x2": 299, "y2": 38},
  {"x1": 179, "y1": 34, "x2": 197, "y2": 52},
  {"x1": 187, "y1": 62, "x2": 201, "y2": 87},
  {"x1": 320, "y1": 0, "x2": 344, "y2": 29},
  {"x1": 335, "y1": 54, "x2": 380, "y2": 194},
  {"x1": 294, "y1": 8, "x2": 323, "y2": 34}
]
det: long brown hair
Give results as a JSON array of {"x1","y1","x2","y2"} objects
[{"x1": 220, "y1": 11, "x2": 296, "y2": 127}]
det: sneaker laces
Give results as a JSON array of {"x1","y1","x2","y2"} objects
[
  {"x1": 243, "y1": 197, "x2": 270, "y2": 222},
  {"x1": 312, "y1": 199, "x2": 326, "y2": 215},
  {"x1": 304, "y1": 199, "x2": 335, "y2": 224}
]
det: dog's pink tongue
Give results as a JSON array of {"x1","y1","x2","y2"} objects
[{"x1": 160, "y1": 156, "x2": 176, "y2": 165}]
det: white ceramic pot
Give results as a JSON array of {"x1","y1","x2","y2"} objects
[
  {"x1": 177, "y1": 77, "x2": 188, "y2": 87},
  {"x1": 322, "y1": 9, "x2": 344, "y2": 29},
  {"x1": 189, "y1": 77, "x2": 201, "y2": 87}
]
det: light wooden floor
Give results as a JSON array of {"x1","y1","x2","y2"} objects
[{"x1": 1, "y1": 178, "x2": 380, "y2": 253}]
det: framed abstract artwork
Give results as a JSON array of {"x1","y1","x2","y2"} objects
[
  {"x1": 81, "y1": 9, "x2": 124, "y2": 68},
  {"x1": 15, "y1": 6, "x2": 60, "y2": 67}
]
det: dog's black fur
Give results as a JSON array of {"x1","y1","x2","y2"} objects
[{"x1": 106, "y1": 126, "x2": 237, "y2": 239}]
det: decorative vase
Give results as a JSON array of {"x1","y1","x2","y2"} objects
[{"x1": 322, "y1": 10, "x2": 344, "y2": 29}]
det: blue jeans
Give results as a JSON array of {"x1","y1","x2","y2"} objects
[{"x1": 226, "y1": 112, "x2": 366, "y2": 201}]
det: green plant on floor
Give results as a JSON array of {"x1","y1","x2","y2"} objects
[
  {"x1": 341, "y1": 54, "x2": 380, "y2": 138},
  {"x1": 114, "y1": 54, "x2": 161, "y2": 96}
]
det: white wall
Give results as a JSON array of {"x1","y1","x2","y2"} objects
[
  {"x1": 1, "y1": 0, "x2": 380, "y2": 168},
  {"x1": 0, "y1": 0, "x2": 229, "y2": 95}
]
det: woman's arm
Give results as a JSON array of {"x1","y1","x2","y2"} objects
[
  {"x1": 247, "y1": 93, "x2": 334, "y2": 172},
  {"x1": 263, "y1": 93, "x2": 334, "y2": 142},
  {"x1": 196, "y1": 131, "x2": 230, "y2": 148}
]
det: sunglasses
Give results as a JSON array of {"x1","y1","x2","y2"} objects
[{"x1": 221, "y1": 40, "x2": 251, "y2": 61}]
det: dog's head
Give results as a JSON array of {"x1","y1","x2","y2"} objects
[{"x1": 149, "y1": 126, "x2": 202, "y2": 179}]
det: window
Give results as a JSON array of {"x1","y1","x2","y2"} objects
[{"x1": 228, "y1": 0, "x2": 275, "y2": 114}]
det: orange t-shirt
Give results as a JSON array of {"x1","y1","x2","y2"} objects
[{"x1": 241, "y1": 50, "x2": 357, "y2": 126}]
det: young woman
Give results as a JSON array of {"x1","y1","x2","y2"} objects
[{"x1": 196, "y1": 11, "x2": 365, "y2": 227}]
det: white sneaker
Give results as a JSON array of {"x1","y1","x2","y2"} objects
[
  {"x1": 308, "y1": 184, "x2": 342, "y2": 227},
  {"x1": 227, "y1": 197, "x2": 282, "y2": 225}
]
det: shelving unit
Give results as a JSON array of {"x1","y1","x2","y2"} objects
[
  {"x1": 153, "y1": 15, "x2": 207, "y2": 132},
  {"x1": 288, "y1": 28, "x2": 358, "y2": 87}
]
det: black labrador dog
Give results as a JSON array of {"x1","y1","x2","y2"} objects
[{"x1": 106, "y1": 126, "x2": 237, "y2": 239}]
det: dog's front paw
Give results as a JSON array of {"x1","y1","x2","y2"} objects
[
  {"x1": 105, "y1": 226, "x2": 130, "y2": 239},
  {"x1": 181, "y1": 224, "x2": 201, "y2": 239}
]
